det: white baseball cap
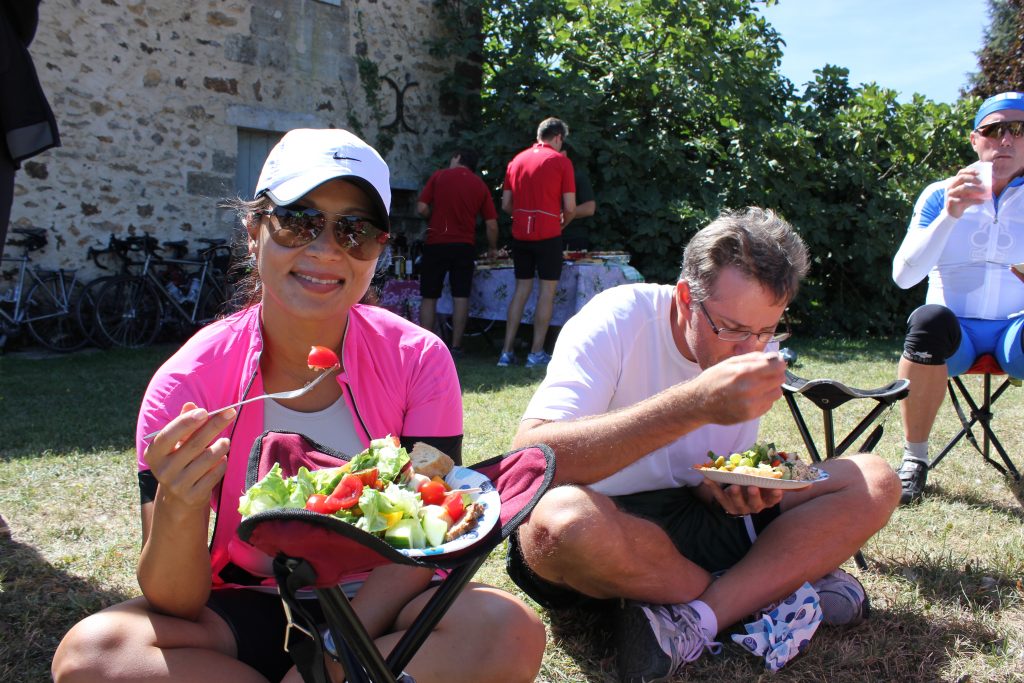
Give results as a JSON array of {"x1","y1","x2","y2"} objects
[{"x1": 254, "y1": 128, "x2": 391, "y2": 230}]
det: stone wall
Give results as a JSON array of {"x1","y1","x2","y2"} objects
[{"x1": 10, "y1": 0, "x2": 477, "y2": 273}]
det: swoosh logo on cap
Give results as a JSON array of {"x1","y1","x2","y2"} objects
[{"x1": 333, "y1": 153, "x2": 361, "y2": 161}]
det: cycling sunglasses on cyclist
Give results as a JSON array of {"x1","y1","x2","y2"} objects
[
  {"x1": 255, "y1": 204, "x2": 389, "y2": 260},
  {"x1": 974, "y1": 120, "x2": 1024, "y2": 139}
]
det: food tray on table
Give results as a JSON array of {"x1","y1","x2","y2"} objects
[
  {"x1": 588, "y1": 251, "x2": 631, "y2": 265},
  {"x1": 476, "y1": 259, "x2": 513, "y2": 270}
]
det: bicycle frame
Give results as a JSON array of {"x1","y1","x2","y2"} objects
[
  {"x1": 0, "y1": 255, "x2": 77, "y2": 326},
  {"x1": 140, "y1": 253, "x2": 226, "y2": 325}
]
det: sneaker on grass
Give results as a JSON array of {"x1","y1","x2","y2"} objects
[
  {"x1": 615, "y1": 600, "x2": 721, "y2": 683},
  {"x1": 497, "y1": 351, "x2": 516, "y2": 367},
  {"x1": 526, "y1": 350, "x2": 552, "y2": 367},
  {"x1": 813, "y1": 568, "x2": 869, "y2": 626},
  {"x1": 896, "y1": 458, "x2": 928, "y2": 505},
  {"x1": 757, "y1": 567, "x2": 869, "y2": 626}
]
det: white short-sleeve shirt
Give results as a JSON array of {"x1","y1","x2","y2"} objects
[{"x1": 523, "y1": 283, "x2": 760, "y2": 496}]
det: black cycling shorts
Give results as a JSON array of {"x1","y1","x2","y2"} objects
[
  {"x1": 419, "y1": 243, "x2": 475, "y2": 299},
  {"x1": 506, "y1": 485, "x2": 781, "y2": 610},
  {"x1": 206, "y1": 588, "x2": 324, "y2": 680},
  {"x1": 511, "y1": 236, "x2": 564, "y2": 281}
]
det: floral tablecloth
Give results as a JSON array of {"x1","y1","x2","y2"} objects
[
  {"x1": 376, "y1": 279, "x2": 422, "y2": 323},
  {"x1": 378, "y1": 262, "x2": 644, "y2": 326},
  {"x1": 437, "y1": 262, "x2": 643, "y2": 326}
]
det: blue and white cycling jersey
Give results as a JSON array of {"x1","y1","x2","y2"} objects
[{"x1": 893, "y1": 175, "x2": 1024, "y2": 320}]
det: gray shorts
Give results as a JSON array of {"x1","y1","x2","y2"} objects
[{"x1": 506, "y1": 485, "x2": 781, "y2": 609}]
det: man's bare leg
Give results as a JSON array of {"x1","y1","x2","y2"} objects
[
  {"x1": 530, "y1": 279, "x2": 558, "y2": 355},
  {"x1": 896, "y1": 357, "x2": 949, "y2": 503},
  {"x1": 420, "y1": 297, "x2": 438, "y2": 335},
  {"x1": 501, "y1": 279, "x2": 534, "y2": 357},
  {"x1": 518, "y1": 454, "x2": 898, "y2": 630},
  {"x1": 451, "y1": 297, "x2": 469, "y2": 350}
]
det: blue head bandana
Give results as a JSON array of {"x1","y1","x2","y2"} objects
[{"x1": 974, "y1": 92, "x2": 1024, "y2": 130}]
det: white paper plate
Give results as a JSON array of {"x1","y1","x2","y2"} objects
[
  {"x1": 693, "y1": 466, "x2": 829, "y2": 490},
  {"x1": 400, "y1": 466, "x2": 501, "y2": 557}
]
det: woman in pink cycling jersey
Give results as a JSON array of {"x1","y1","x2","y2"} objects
[{"x1": 52, "y1": 129, "x2": 545, "y2": 683}]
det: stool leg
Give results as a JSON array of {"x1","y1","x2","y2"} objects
[
  {"x1": 853, "y1": 550, "x2": 867, "y2": 571},
  {"x1": 783, "y1": 392, "x2": 822, "y2": 463}
]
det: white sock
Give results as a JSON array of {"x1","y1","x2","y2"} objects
[
  {"x1": 686, "y1": 599, "x2": 719, "y2": 638},
  {"x1": 903, "y1": 441, "x2": 929, "y2": 466}
]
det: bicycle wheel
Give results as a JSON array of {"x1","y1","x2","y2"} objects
[
  {"x1": 93, "y1": 275, "x2": 163, "y2": 348},
  {"x1": 75, "y1": 275, "x2": 117, "y2": 348},
  {"x1": 194, "y1": 278, "x2": 228, "y2": 326},
  {"x1": 25, "y1": 273, "x2": 88, "y2": 352}
]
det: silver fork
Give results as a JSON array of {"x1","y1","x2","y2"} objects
[{"x1": 142, "y1": 365, "x2": 339, "y2": 442}]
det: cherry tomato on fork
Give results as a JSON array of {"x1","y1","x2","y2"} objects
[{"x1": 307, "y1": 345, "x2": 340, "y2": 371}]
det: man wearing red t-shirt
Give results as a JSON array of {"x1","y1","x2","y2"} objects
[
  {"x1": 498, "y1": 117, "x2": 577, "y2": 368},
  {"x1": 417, "y1": 148, "x2": 498, "y2": 357}
]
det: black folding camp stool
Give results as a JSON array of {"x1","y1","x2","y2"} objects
[
  {"x1": 781, "y1": 361, "x2": 910, "y2": 570},
  {"x1": 929, "y1": 353, "x2": 1022, "y2": 481},
  {"x1": 237, "y1": 439, "x2": 555, "y2": 683}
]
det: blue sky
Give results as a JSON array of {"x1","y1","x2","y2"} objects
[{"x1": 759, "y1": 0, "x2": 990, "y2": 103}]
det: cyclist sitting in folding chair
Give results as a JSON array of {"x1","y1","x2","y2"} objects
[
  {"x1": 892, "y1": 91, "x2": 1024, "y2": 505},
  {"x1": 52, "y1": 129, "x2": 545, "y2": 683}
]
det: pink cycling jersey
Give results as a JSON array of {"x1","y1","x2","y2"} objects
[{"x1": 136, "y1": 303, "x2": 463, "y2": 585}]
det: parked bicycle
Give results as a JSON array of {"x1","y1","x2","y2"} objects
[
  {"x1": 0, "y1": 227, "x2": 87, "y2": 352},
  {"x1": 75, "y1": 233, "x2": 156, "y2": 348},
  {"x1": 90, "y1": 237, "x2": 232, "y2": 348}
]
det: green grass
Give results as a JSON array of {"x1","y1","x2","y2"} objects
[{"x1": 2, "y1": 337, "x2": 1024, "y2": 681}]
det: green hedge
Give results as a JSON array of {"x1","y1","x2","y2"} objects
[{"x1": 428, "y1": 0, "x2": 980, "y2": 337}]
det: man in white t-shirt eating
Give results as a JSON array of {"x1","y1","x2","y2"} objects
[{"x1": 507, "y1": 207, "x2": 901, "y2": 682}]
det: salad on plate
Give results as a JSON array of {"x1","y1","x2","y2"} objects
[{"x1": 238, "y1": 437, "x2": 490, "y2": 551}]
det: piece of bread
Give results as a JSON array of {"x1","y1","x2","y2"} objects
[{"x1": 410, "y1": 442, "x2": 455, "y2": 479}]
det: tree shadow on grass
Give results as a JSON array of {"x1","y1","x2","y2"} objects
[
  {"x1": 545, "y1": 596, "x2": 1021, "y2": 682},
  {"x1": 873, "y1": 557, "x2": 1022, "y2": 614},
  {"x1": 0, "y1": 534, "x2": 130, "y2": 681}
]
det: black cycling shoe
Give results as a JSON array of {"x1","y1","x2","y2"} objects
[{"x1": 897, "y1": 458, "x2": 928, "y2": 505}]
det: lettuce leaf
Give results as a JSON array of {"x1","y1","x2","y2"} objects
[{"x1": 238, "y1": 463, "x2": 291, "y2": 516}]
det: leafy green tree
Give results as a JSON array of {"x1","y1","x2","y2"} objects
[
  {"x1": 430, "y1": 0, "x2": 977, "y2": 336},
  {"x1": 968, "y1": 0, "x2": 1024, "y2": 97}
]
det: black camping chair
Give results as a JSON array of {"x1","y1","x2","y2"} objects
[
  {"x1": 780, "y1": 352, "x2": 910, "y2": 570},
  {"x1": 929, "y1": 353, "x2": 1022, "y2": 480},
  {"x1": 236, "y1": 431, "x2": 555, "y2": 683}
]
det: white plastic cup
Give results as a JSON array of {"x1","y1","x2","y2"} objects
[{"x1": 968, "y1": 160, "x2": 993, "y2": 199}]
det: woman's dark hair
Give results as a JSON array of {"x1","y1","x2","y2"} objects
[{"x1": 221, "y1": 192, "x2": 388, "y2": 312}]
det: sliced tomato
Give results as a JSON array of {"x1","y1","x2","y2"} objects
[
  {"x1": 442, "y1": 491, "x2": 465, "y2": 522},
  {"x1": 306, "y1": 493, "x2": 344, "y2": 515},
  {"x1": 307, "y1": 345, "x2": 340, "y2": 371},
  {"x1": 418, "y1": 480, "x2": 447, "y2": 506},
  {"x1": 327, "y1": 473, "x2": 364, "y2": 509},
  {"x1": 354, "y1": 467, "x2": 379, "y2": 488}
]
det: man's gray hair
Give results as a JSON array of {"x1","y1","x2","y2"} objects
[{"x1": 681, "y1": 207, "x2": 809, "y2": 304}]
